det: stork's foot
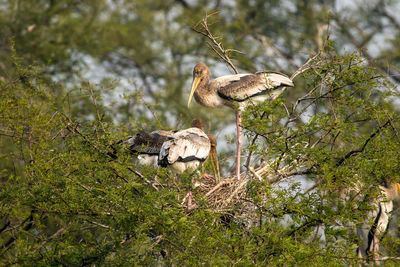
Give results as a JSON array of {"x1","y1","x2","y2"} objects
[
  {"x1": 199, "y1": 173, "x2": 214, "y2": 180},
  {"x1": 193, "y1": 173, "x2": 216, "y2": 190}
]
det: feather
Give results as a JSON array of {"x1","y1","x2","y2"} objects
[
  {"x1": 159, "y1": 127, "x2": 210, "y2": 170},
  {"x1": 217, "y1": 72, "x2": 294, "y2": 102},
  {"x1": 123, "y1": 130, "x2": 174, "y2": 155}
]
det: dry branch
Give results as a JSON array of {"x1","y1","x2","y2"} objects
[{"x1": 192, "y1": 12, "x2": 240, "y2": 74}]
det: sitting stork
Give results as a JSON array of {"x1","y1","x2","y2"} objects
[
  {"x1": 123, "y1": 119, "x2": 219, "y2": 180},
  {"x1": 158, "y1": 118, "x2": 217, "y2": 176}
]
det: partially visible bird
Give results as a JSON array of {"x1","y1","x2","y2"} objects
[
  {"x1": 187, "y1": 62, "x2": 294, "y2": 180},
  {"x1": 123, "y1": 129, "x2": 174, "y2": 167},
  {"x1": 356, "y1": 182, "x2": 400, "y2": 264}
]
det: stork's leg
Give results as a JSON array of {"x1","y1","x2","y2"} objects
[{"x1": 235, "y1": 111, "x2": 242, "y2": 180}]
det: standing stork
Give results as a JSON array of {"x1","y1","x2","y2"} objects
[{"x1": 187, "y1": 62, "x2": 294, "y2": 180}]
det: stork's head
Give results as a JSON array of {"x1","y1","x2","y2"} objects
[
  {"x1": 384, "y1": 181, "x2": 400, "y2": 201},
  {"x1": 191, "y1": 118, "x2": 205, "y2": 131},
  {"x1": 188, "y1": 62, "x2": 210, "y2": 108}
]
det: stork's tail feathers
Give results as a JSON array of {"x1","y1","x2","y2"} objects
[{"x1": 263, "y1": 71, "x2": 294, "y2": 87}]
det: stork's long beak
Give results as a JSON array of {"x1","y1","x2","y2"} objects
[
  {"x1": 209, "y1": 145, "x2": 221, "y2": 183},
  {"x1": 395, "y1": 182, "x2": 400, "y2": 196},
  {"x1": 187, "y1": 77, "x2": 201, "y2": 108}
]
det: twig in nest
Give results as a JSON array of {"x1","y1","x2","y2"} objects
[
  {"x1": 181, "y1": 191, "x2": 197, "y2": 212},
  {"x1": 205, "y1": 178, "x2": 235, "y2": 197},
  {"x1": 247, "y1": 166, "x2": 262, "y2": 181},
  {"x1": 224, "y1": 177, "x2": 250, "y2": 205}
]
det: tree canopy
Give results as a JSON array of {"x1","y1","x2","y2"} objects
[{"x1": 1, "y1": 0, "x2": 400, "y2": 265}]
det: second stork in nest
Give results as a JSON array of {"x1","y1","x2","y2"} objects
[{"x1": 124, "y1": 118, "x2": 220, "y2": 181}]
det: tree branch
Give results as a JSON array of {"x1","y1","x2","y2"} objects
[
  {"x1": 192, "y1": 12, "x2": 241, "y2": 74},
  {"x1": 336, "y1": 120, "x2": 390, "y2": 166}
]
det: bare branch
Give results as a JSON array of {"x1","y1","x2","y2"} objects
[
  {"x1": 33, "y1": 225, "x2": 68, "y2": 254},
  {"x1": 336, "y1": 120, "x2": 390, "y2": 166},
  {"x1": 255, "y1": 34, "x2": 298, "y2": 68},
  {"x1": 290, "y1": 51, "x2": 322, "y2": 80},
  {"x1": 85, "y1": 220, "x2": 115, "y2": 231},
  {"x1": 192, "y1": 12, "x2": 240, "y2": 74},
  {"x1": 88, "y1": 84, "x2": 106, "y2": 133},
  {"x1": 333, "y1": 12, "x2": 400, "y2": 85}
]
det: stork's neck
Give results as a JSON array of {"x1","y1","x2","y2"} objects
[
  {"x1": 193, "y1": 75, "x2": 225, "y2": 108},
  {"x1": 197, "y1": 73, "x2": 211, "y2": 95}
]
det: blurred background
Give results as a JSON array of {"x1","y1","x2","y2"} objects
[
  {"x1": 1, "y1": 0, "x2": 399, "y2": 129},
  {"x1": 3, "y1": 0, "x2": 400, "y2": 176}
]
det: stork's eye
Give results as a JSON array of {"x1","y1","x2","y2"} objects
[{"x1": 194, "y1": 68, "x2": 202, "y2": 74}]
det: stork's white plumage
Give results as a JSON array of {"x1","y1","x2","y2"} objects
[
  {"x1": 187, "y1": 62, "x2": 294, "y2": 180},
  {"x1": 158, "y1": 122, "x2": 211, "y2": 174}
]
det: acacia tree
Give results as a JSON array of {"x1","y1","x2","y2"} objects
[
  {"x1": 2, "y1": 0, "x2": 400, "y2": 266},
  {"x1": 1, "y1": 23, "x2": 400, "y2": 267}
]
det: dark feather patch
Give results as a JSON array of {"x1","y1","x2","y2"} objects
[{"x1": 125, "y1": 131, "x2": 172, "y2": 155}]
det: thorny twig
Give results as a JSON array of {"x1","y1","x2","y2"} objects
[
  {"x1": 290, "y1": 51, "x2": 322, "y2": 80},
  {"x1": 192, "y1": 11, "x2": 241, "y2": 74},
  {"x1": 88, "y1": 84, "x2": 106, "y2": 134},
  {"x1": 336, "y1": 120, "x2": 391, "y2": 167}
]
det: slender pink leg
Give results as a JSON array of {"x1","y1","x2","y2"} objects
[{"x1": 235, "y1": 111, "x2": 242, "y2": 180}]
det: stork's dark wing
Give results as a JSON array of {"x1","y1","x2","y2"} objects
[
  {"x1": 123, "y1": 131, "x2": 172, "y2": 155},
  {"x1": 217, "y1": 72, "x2": 294, "y2": 102}
]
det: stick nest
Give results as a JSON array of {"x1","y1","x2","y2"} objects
[{"x1": 181, "y1": 161, "x2": 283, "y2": 222}]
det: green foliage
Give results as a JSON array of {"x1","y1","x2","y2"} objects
[
  {"x1": 2, "y1": 0, "x2": 400, "y2": 266},
  {"x1": 2, "y1": 50, "x2": 398, "y2": 265}
]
